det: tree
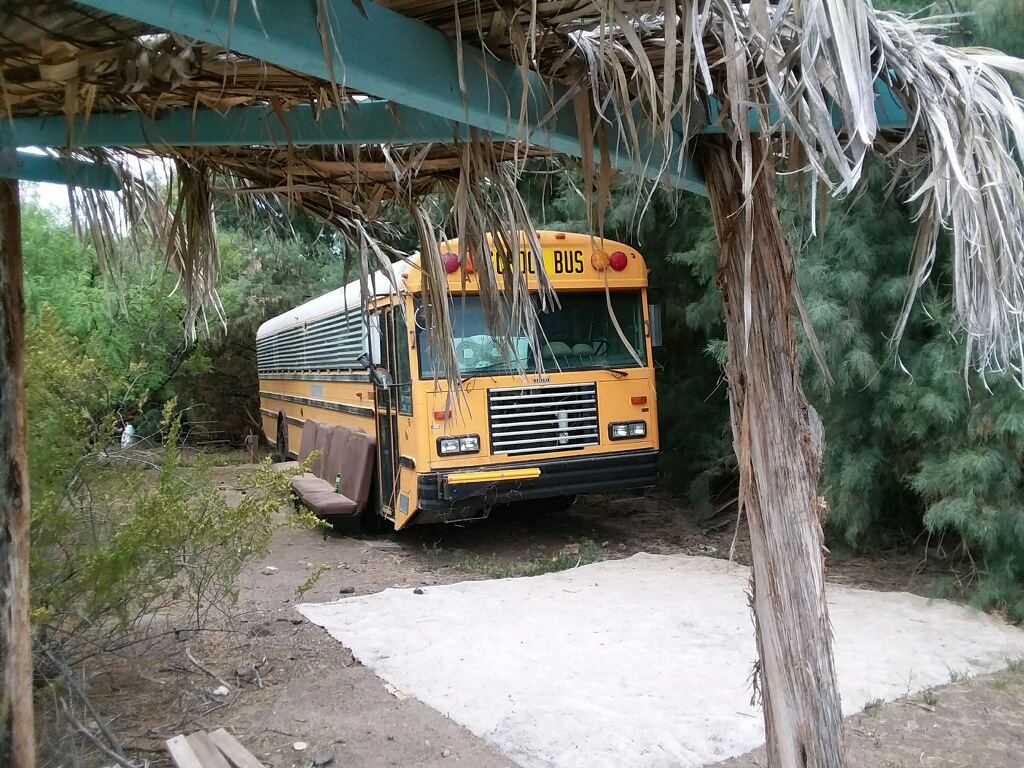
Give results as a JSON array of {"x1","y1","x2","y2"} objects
[
  {"x1": 571, "y1": 3, "x2": 1024, "y2": 764},
  {"x1": 688, "y1": 9, "x2": 1024, "y2": 765},
  {"x1": 193, "y1": 225, "x2": 352, "y2": 442},
  {"x1": 534, "y1": 4, "x2": 1024, "y2": 763},
  {"x1": 1, "y1": 179, "x2": 32, "y2": 768}
]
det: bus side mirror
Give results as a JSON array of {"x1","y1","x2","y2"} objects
[
  {"x1": 649, "y1": 304, "x2": 664, "y2": 348},
  {"x1": 369, "y1": 367, "x2": 394, "y2": 388},
  {"x1": 357, "y1": 352, "x2": 391, "y2": 387}
]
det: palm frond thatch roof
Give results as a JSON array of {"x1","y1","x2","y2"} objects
[{"x1": 1, "y1": 0, "x2": 1024, "y2": 381}]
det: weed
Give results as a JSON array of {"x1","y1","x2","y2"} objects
[
  {"x1": 422, "y1": 541, "x2": 443, "y2": 555},
  {"x1": 862, "y1": 697, "x2": 885, "y2": 716},
  {"x1": 947, "y1": 667, "x2": 970, "y2": 684},
  {"x1": 922, "y1": 688, "x2": 939, "y2": 706},
  {"x1": 198, "y1": 449, "x2": 255, "y2": 467},
  {"x1": 1005, "y1": 656, "x2": 1024, "y2": 674},
  {"x1": 450, "y1": 539, "x2": 603, "y2": 579},
  {"x1": 296, "y1": 564, "x2": 333, "y2": 598}
]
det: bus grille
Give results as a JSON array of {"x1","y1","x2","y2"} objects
[{"x1": 488, "y1": 383, "x2": 599, "y2": 456}]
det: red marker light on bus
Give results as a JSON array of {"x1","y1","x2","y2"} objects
[
  {"x1": 631, "y1": 395, "x2": 648, "y2": 405},
  {"x1": 441, "y1": 252, "x2": 460, "y2": 273},
  {"x1": 433, "y1": 410, "x2": 451, "y2": 421},
  {"x1": 609, "y1": 251, "x2": 628, "y2": 271}
]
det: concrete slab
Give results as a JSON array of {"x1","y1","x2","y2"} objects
[{"x1": 297, "y1": 553, "x2": 1024, "y2": 768}]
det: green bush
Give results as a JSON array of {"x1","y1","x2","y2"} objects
[
  {"x1": 673, "y1": 163, "x2": 1024, "y2": 618},
  {"x1": 26, "y1": 312, "x2": 316, "y2": 670}
]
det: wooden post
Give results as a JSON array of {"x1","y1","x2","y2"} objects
[
  {"x1": 700, "y1": 138, "x2": 845, "y2": 767},
  {"x1": 0, "y1": 177, "x2": 34, "y2": 768}
]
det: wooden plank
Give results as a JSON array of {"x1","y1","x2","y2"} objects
[
  {"x1": 165, "y1": 735, "x2": 204, "y2": 768},
  {"x1": 207, "y1": 728, "x2": 266, "y2": 768},
  {"x1": 186, "y1": 731, "x2": 233, "y2": 768}
]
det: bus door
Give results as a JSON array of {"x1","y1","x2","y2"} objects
[{"x1": 373, "y1": 305, "x2": 410, "y2": 516}]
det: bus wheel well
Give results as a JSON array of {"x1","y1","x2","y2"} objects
[{"x1": 275, "y1": 413, "x2": 288, "y2": 463}]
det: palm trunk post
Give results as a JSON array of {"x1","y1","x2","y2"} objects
[
  {"x1": 701, "y1": 138, "x2": 845, "y2": 767},
  {"x1": 0, "y1": 177, "x2": 34, "y2": 768}
]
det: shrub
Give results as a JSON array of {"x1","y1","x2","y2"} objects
[{"x1": 26, "y1": 312, "x2": 316, "y2": 673}]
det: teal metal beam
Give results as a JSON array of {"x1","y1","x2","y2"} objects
[
  {"x1": 0, "y1": 150, "x2": 120, "y2": 190},
  {"x1": 72, "y1": 0, "x2": 705, "y2": 194},
  {"x1": 0, "y1": 103, "x2": 470, "y2": 149},
  {"x1": 701, "y1": 81, "x2": 908, "y2": 134},
  {"x1": 1, "y1": 84, "x2": 909, "y2": 150}
]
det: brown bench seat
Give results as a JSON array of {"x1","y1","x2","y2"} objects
[
  {"x1": 288, "y1": 421, "x2": 334, "y2": 495},
  {"x1": 272, "y1": 418, "x2": 318, "y2": 472},
  {"x1": 285, "y1": 421, "x2": 377, "y2": 520}
]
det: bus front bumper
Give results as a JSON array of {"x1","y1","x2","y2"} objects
[{"x1": 417, "y1": 449, "x2": 659, "y2": 511}]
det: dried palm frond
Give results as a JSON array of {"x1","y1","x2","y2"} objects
[
  {"x1": 64, "y1": 150, "x2": 226, "y2": 339},
  {"x1": 164, "y1": 158, "x2": 224, "y2": 338},
  {"x1": 437, "y1": 137, "x2": 556, "y2": 369},
  {"x1": 10, "y1": 0, "x2": 1024, "y2": 387},
  {"x1": 555, "y1": 2, "x2": 1024, "y2": 383},
  {"x1": 179, "y1": 132, "x2": 558, "y2": 392},
  {"x1": 873, "y1": 29, "x2": 1024, "y2": 379}
]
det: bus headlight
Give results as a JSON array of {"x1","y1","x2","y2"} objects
[
  {"x1": 609, "y1": 421, "x2": 646, "y2": 440},
  {"x1": 438, "y1": 435, "x2": 481, "y2": 455}
]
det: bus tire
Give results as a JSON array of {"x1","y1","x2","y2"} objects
[
  {"x1": 524, "y1": 494, "x2": 577, "y2": 517},
  {"x1": 275, "y1": 413, "x2": 289, "y2": 463},
  {"x1": 361, "y1": 506, "x2": 394, "y2": 535},
  {"x1": 547, "y1": 494, "x2": 577, "y2": 513}
]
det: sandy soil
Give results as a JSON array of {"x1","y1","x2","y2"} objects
[{"x1": 53, "y1": 465, "x2": 1024, "y2": 768}]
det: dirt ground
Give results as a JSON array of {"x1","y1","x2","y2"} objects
[{"x1": 54, "y1": 463, "x2": 1024, "y2": 768}]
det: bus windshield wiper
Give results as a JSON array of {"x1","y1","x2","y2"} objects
[
  {"x1": 460, "y1": 365, "x2": 509, "y2": 381},
  {"x1": 595, "y1": 364, "x2": 630, "y2": 378}
]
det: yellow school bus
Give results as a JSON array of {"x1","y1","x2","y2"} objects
[{"x1": 256, "y1": 231, "x2": 659, "y2": 530}]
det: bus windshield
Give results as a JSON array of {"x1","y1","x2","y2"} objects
[{"x1": 416, "y1": 291, "x2": 648, "y2": 378}]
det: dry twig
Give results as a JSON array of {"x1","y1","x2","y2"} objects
[
  {"x1": 185, "y1": 647, "x2": 230, "y2": 689},
  {"x1": 61, "y1": 699, "x2": 140, "y2": 768}
]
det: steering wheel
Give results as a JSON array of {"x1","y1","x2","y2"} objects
[
  {"x1": 455, "y1": 339, "x2": 483, "y2": 367},
  {"x1": 590, "y1": 338, "x2": 609, "y2": 356}
]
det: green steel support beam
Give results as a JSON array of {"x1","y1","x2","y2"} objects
[
  {"x1": 73, "y1": 0, "x2": 705, "y2": 194},
  {"x1": 0, "y1": 85, "x2": 909, "y2": 151},
  {"x1": 0, "y1": 150, "x2": 120, "y2": 190},
  {"x1": 701, "y1": 80, "x2": 908, "y2": 133},
  {"x1": 0, "y1": 103, "x2": 469, "y2": 149}
]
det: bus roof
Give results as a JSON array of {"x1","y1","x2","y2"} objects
[
  {"x1": 257, "y1": 231, "x2": 647, "y2": 339},
  {"x1": 256, "y1": 260, "x2": 406, "y2": 340}
]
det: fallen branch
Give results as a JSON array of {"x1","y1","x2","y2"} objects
[
  {"x1": 61, "y1": 699, "x2": 140, "y2": 768},
  {"x1": 46, "y1": 648, "x2": 127, "y2": 762},
  {"x1": 185, "y1": 647, "x2": 230, "y2": 689}
]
